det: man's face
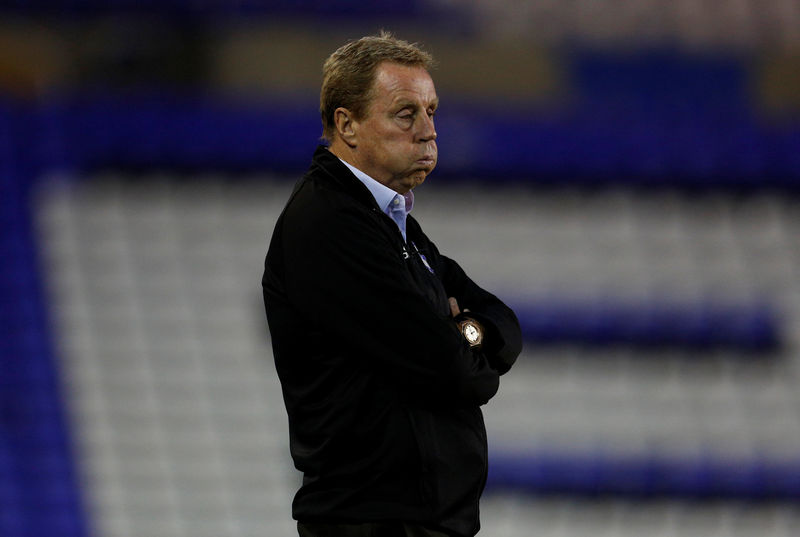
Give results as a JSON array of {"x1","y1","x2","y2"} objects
[{"x1": 352, "y1": 62, "x2": 438, "y2": 194}]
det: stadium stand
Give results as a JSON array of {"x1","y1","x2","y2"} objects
[
  {"x1": 3, "y1": 1, "x2": 800, "y2": 536},
  {"x1": 32, "y1": 178, "x2": 800, "y2": 536}
]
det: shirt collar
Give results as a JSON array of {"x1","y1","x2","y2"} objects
[{"x1": 338, "y1": 158, "x2": 414, "y2": 214}]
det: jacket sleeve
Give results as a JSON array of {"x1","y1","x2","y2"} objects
[
  {"x1": 280, "y1": 201, "x2": 500, "y2": 406},
  {"x1": 437, "y1": 252, "x2": 522, "y2": 375}
]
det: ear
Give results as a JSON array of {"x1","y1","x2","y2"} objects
[{"x1": 333, "y1": 107, "x2": 357, "y2": 147}]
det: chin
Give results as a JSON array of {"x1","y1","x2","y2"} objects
[
  {"x1": 396, "y1": 168, "x2": 431, "y2": 192},
  {"x1": 409, "y1": 174, "x2": 427, "y2": 190}
]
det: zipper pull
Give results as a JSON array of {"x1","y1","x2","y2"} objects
[{"x1": 411, "y1": 242, "x2": 434, "y2": 274}]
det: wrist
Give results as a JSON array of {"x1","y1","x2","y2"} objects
[{"x1": 456, "y1": 315, "x2": 484, "y2": 348}]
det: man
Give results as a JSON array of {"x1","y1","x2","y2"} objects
[{"x1": 262, "y1": 32, "x2": 522, "y2": 537}]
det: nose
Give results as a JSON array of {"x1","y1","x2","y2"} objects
[{"x1": 417, "y1": 114, "x2": 437, "y2": 142}]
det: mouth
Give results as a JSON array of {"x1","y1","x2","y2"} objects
[{"x1": 416, "y1": 156, "x2": 436, "y2": 167}]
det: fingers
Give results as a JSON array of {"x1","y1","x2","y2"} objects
[{"x1": 449, "y1": 297, "x2": 460, "y2": 318}]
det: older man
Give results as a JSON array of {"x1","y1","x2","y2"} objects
[{"x1": 262, "y1": 32, "x2": 522, "y2": 537}]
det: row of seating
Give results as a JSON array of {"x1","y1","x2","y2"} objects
[
  {"x1": 2, "y1": 88, "x2": 797, "y2": 189},
  {"x1": 514, "y1": 300, "x2": 779, "y2": 350},
  {"x1": 470, "y1": 0, "x2": 800, "y2": 47},
  {"x1": 489, "y1": 452, "x2": 800, "y2": 499},
  {"x1": 6, "y1": 0, "x2": 800, "y2": 50}
]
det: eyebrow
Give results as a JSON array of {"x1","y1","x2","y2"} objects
[{"x1": 394, "y1": 99, "x2": 439, "y2": 111}]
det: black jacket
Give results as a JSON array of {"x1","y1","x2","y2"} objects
[{"x1": 262, "y1": 146, "x2": 522, "y2": 537}]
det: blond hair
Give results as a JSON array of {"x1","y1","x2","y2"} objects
[{"x1": 320, "y1": 31, "x2": 435, "y2": 142}]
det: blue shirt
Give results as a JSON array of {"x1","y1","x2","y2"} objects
[{"x1": 339, "y1": 158, "x2": 414, "y2": 241}]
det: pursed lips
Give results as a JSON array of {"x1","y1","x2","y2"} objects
[{"x1": 416, "y1": 154, "x2": 437, "y2": 166}]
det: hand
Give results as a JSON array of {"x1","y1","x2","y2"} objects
[
  {"x1": 449, "y1": 297, "x2": 471, "y2": 318},
  {"x1": 449, "y1": 297, "x2": 460, "y2": 318}
]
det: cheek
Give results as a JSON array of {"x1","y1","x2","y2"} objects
[
  {"x1": 378, "y1": 136, "x2": 412, "y2": 158},
  {"x1": 363, "y1": 124, "x2": 418, "y2": 166}
]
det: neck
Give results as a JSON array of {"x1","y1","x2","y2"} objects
[
  {"x1": 327, "y1": 138, "x2": 355, "y2": 168},
  {"x1": 327, "y1": 139, "x2": 413, "y2": 195},
  {"x1": 329, "y1": 140, "x2": 392, "y2": 189}
]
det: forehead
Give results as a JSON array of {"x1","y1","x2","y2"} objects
[{"x1": 371, "y1": 62, "x2": 437, "y2": 107}]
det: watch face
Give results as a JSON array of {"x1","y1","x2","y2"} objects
[{"x1": 464, "y1": 324, "x2": 480, "y2": 343}]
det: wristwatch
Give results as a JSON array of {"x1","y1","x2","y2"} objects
[{"x1": 458, "y1": 318, "x2": 484, "y2": 348}]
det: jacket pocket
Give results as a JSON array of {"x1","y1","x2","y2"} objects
[
  {"x1": 404, "y1": 405, "x2": 488, "y2": 516},
  {"x1": 404, "y1": 408, "x2": 437, "y2": 508}
]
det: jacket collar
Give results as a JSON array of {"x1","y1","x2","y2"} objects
[{"x1": 309, "y1": 145, "x2": 381, "y2": 211}]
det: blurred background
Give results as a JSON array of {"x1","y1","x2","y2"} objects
[{"x1": 3, "y1": 1, "x2": 800, "y2": 536}]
